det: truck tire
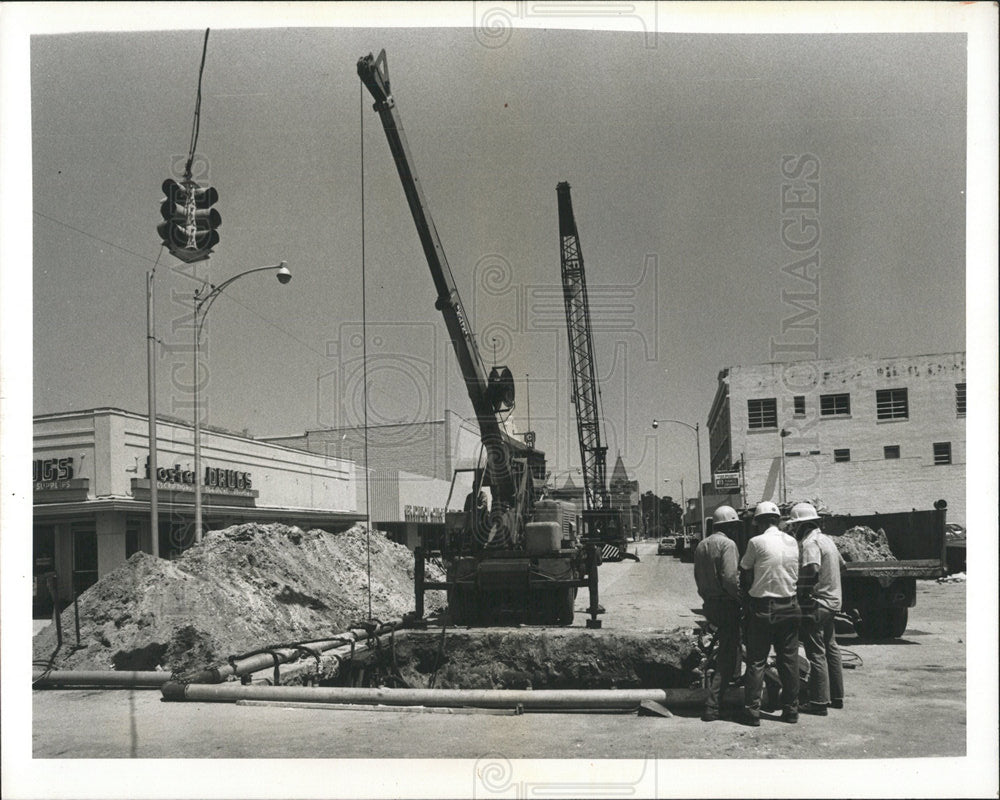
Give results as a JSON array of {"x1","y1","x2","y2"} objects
[
  {"x1": 555, "y1": 586, "x2": 576, "y2": 626},
  {"x1": 888, "y1": 607, "x2": 908, "y2": 638},
  {"x1": 852, "y1": 606, "x2": 885, "y2": 640}
]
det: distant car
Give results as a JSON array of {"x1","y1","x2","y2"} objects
[{"x1": 657, "y1": 536, "x2": 677, "y2": 555}]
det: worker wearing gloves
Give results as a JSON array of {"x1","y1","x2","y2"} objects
[
  {"x1": 739, "y1": 500, "x2": 801, "y2": 726},
  {"x1": 693, "y1": 505, "x2": 744, "y2": 722},
  {"x1": 791, "y1": 502, "x2": 846, "y2": 714}
]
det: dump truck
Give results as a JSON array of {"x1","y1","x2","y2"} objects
[{"x1": 822, "y1": 500, "x2": 949, "y2": 639}]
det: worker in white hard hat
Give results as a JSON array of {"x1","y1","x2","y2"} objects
[
  {"x1": 789, "y1": 501, "x2": 846, "y2": 714},
  {"x1": 738, "y1": 500, "x2": 801, "y2": 726},
  {"x1": 693, "y1": 505, "x2": 744, "y2": 722}
]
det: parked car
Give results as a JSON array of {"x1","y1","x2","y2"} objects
[{"x1": 657, "y1": 535, "x2": 677, "y2": 555}]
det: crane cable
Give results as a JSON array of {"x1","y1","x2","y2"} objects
[
  {"x1": 360, "y1": 80, "x2": 373, "y2": 622},
  {"x1": 184, "y1": 29, "x2": 210, "y2": 181}
]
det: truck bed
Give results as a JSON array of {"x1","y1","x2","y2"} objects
[{"x1": 843, "y1": 558, "x2": 946, "y2": 579}]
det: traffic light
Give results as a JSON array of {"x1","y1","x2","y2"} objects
[{"x1": 157, "y1": 178, "x2": 221, "y2": 263}]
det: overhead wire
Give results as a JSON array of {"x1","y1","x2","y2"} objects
[{"x1": 184, "y1": 29, "x2": 210, "y2": 180}]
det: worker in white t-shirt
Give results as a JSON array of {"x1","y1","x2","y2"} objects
[{"x1": 739, "y1": 501, "x2": 801, "y2": 726}]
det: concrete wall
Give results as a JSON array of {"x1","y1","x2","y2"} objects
[{"x1": 715, "y1": 353, "x2": 965, "y2": 522}]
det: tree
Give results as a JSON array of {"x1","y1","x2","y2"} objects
[{"x1": 660, "y1": 495, "x2": 682, "y2": 532}]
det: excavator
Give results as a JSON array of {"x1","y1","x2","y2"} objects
[
  {"x1": 556, "y1": 182, "x2": 634, "y2": 563},
  {"x1": 358, "y1": 50, "x2": 602, "y2": 628}
]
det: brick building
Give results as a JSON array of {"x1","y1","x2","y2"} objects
[{"x1": 707, "y1": 352, "x2": 966, "y2": 523}]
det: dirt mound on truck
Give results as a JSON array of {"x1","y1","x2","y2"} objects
[
  {"x1": 835, "y1": 526, "x2": 897, "y2": 562},
  {"x1": 32, "y1": 523, "x2": 444, "y2": 674}
]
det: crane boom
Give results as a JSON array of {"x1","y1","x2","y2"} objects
[
  {"x1": 358, "y1": 50, "x2": 516, "y2": 504},
  {"x1": 557, "y1": 182, "x2": 608, "y2": 511}
]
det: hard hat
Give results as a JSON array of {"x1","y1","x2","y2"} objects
[
  {"x1": 788, "y1": 502, "x2": 820, "y2": 524},
  {"x1": 712, "y1": 505, "x2": 740, "y2": 525},
  {"x1": 753, "y1": 501, "x2": 781, "y2": 520}
]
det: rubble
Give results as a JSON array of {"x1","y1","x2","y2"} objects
[
  {"x1": 32, "y1": 523, "x2": 444, "y2": 673},
  {"x1": 835, "y1": 526, "x2": 897, "y2": 562}
]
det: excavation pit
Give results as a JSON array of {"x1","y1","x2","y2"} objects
[{"x1": 324, "y1": 627, "x2": 705, "y2": 691}]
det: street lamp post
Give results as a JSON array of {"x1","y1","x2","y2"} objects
[
  {"x1": 779, "y1": 428, "x2": 791, "y2": 505},
  {"x1": 146, "y1": 268, "x2": 159, "y2": 557},
  {"x1": 652, "y1": 418, "x2": 705, "y2": 541},
  {"x1": 192, "y1": 261, "x2": 291, "y2": 543}
]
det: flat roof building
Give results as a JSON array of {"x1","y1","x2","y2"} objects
[
  {"x1": 707, "y1": 352, "x2": 965, "y2": 523},
  {"x1": 33, "y1": 408, "x2": 361, "y2": 615}
]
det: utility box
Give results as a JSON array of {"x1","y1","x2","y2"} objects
[{"x1": 525, "y1": 521, "x2": 562, "y2": 555}]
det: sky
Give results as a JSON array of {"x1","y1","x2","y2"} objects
[
  {"x1": 2, "y1": 3, "x2": 998, "y2": 798},
  {"x1": 24, "y1": 21, "x2": 972, "y2": 497}
]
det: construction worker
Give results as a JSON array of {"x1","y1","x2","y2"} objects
[
  {"x1": 790, "y1": 501, "x2": 845, "y2": 714},
  {"x1": 739, "y1": 500, "x2": 801, "y2": 726},
  {"x1": 693, "y1": 505, "x2": 743, "y2": 722}
]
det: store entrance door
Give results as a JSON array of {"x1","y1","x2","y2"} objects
[
  {"x1": 72, "y1": 525, "x2": 99, "y2": 596},
  {"x1": 33, "y1": 525, "x2": 56, "y2": 617}
]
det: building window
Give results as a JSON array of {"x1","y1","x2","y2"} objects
[
  {"x1": 956, "y1": 383, "x2": 966, "y2": 417},
  {"x1": 820, "y1": 393, "x2": 851, "y2": 416},
  {"x1": 876, "y1": 388, "x2": 909, "y2": 420},
  {"x1": 884, "y1": 445, "x2": 900, "y2": 459},
  {"x1": 933, "y1": 442, "x2": 952, "y2": 465},
  {"x1": 793, "y1": 395, "x2": 806, "y2": 416},
  {"x1": 747, "y1": 398, "x2": 777, "y2": 429},
  {"x1": 833, "y1": 448, "x2": 851, "y2": 463}
]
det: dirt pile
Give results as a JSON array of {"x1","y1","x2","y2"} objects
[
  {"x1": 32, "y1": 523, "x2": 444, "y2": 673},
  {"x1": 380, "y1": 628, "x2": 703, "y2": 690},
  {"x1": 835, "y1": 526, "x2": 897, "y2": 562}
]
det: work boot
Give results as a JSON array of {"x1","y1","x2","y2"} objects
[
  {"x1": 701, "y1": 711, "x2": 719, "y2": 722},
  {"x1": 740, "y1": 713, "x2": 760, "y2": 727},
  {"x1": 781, "y1": 708, "x2": 799, "y2": 723},
  {"x1": 830, "y1": 699, "x2": 844, "y2": 709},
  {"x1": 801, "y1": 703, "x2": 828, "y2": 716}
]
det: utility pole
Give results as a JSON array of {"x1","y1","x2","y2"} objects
[{"x1": 146, "y1": 269, "x2": 159, "y2": 557}]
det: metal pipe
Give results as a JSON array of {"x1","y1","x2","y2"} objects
[
  {"x1": 179, "y1": 623, "x2": 397, "y2": 684},
  {"x1": 162, "y1": 683, "x2": 741, "y2": 709},
  {"x1": 33, "y1": 670, "x2": 171, "y2": 688},
  {"x1": 72, "y1": 591, "x2": 81, "y2": 647}
]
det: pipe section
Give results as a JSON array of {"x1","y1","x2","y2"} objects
[
  {"x1": 179, "y1": 622, "x2": 399, "y2": 684},
  {"x1": 161, "y1": 683, "x2": 742, "y2": 709},
  {"x1": 33, "y1": 670, "x2": 172, "y2": 688}
]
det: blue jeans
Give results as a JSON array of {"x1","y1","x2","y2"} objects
[
  {"x1": 800, "y1": 604, "x2": 844, "y2": 706},
  {"x1": 702, "y1": 598, "x2": 742, "y2": 716},
  {"x1": 744, "y1": 596, "x2": 800, "y2": 717}
]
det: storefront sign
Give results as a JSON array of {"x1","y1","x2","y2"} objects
[
  {"x1": 714, "y1": 471, "x2": 741, "y2": 491},
  {"x1": 33, "y1": 457, "x2": 74, "y2": 481},
  {"x1": 145, "y1": 458, "x2": 253, "y2": 491},
  {"x1": 33, "y1": 457, "x2": 90, "y2": 495}
]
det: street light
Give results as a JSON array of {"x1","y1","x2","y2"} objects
[
  {"x1": 192, "y1": 261, "x2": 291, "y2": 543},
  {"x1": 652, "y1": 418, "x2": 705, "y2": 541}
]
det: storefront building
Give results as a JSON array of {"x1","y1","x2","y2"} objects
[{"x1": 33, "y1": 408, "x2": 361, "y2": 615}]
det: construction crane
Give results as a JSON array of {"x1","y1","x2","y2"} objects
[
  {"x1": 358, "y1": 50, "x2": 602, "y2": 628},
  {"x1": 557, "y1": 182, "x2": 632, "y2": 562}
]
